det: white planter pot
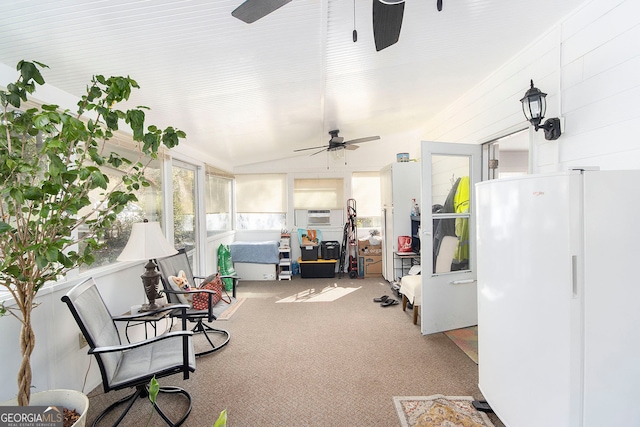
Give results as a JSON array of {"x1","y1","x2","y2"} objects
[{"x1": 1, "y1": 389, "x2": 89, "y2": 427}]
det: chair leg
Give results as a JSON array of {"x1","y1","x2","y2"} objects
[
  {"x1": 191, "y1": 320, "x2": 231, "y2": 357},
  {"x1": 413, "y1": 304, "x2": 419, "y2": 325},
  {"x1": 153, "y1": 386, "x2": 193, "y2": 427},
  {"x1": 92, "y1": 385, "x2": 192, "y2": 427},
  {"x1": 402, "y1": 294, "x2": 408, "y2": 312},
  {"x1": 92, "y1": 387, "x2": 142, "y2": 427}
]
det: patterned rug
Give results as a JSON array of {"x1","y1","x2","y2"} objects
[
  {"x1": 444, "y1": 326, "x2": 478, "y2": 364},
  {"x1": 394, "y1": 395, "x2": 494, "y2": 427}
]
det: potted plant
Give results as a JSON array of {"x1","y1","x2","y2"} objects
[{"x1": 0, "y1": 60, "x2": 185, "y2": 408}]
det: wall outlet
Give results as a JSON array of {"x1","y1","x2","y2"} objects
[{"x1": 78, "y1": 333, "x2": 88, "y2": 349}]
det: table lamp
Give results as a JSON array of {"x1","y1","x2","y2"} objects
[{"x1": 117, "y1": 220, "x2": 178, "y2": 311}]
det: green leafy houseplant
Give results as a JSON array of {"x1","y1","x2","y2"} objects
[{"x1": 0, "y1": 61, "x2": 185, "y2": 406}]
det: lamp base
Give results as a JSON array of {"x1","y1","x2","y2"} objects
[
  {"x1": 141, "y1": 259, "x2": 163, "y2": 312},
  {"x1": 140, "y1": 302, "x2": 165, "y2": 312}
]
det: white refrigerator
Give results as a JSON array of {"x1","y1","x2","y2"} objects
[
  {"x1": 380, "y1": 162, "x2": 420, "y2": 282},
  {"x1": 476, "y1": 169, "x2": 640, "y2": 427}
]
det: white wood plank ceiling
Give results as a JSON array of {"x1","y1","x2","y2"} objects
[{"x1": 0, "y1": 0, "x2": 587, "y2": 169}]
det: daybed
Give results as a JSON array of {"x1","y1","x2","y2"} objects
[{"x1": 230, "y1": 240, "x2": 280, "y2": 280}]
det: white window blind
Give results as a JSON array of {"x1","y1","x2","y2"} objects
[
  {"x1": 236, "y1": 174, "x2": 287, "y2": 213},
  {"x1": 205, "y1": 172, "x2": 232, "y2": 235},
  {"x1": 352, "y1": 172, "x2": 381, "y2": 217},
  {"x1": 294, "y1": 178, "x2": 344, "y2": 209}
]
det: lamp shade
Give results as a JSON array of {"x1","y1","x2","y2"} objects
[{"x1": 117, "y1": 221, "x2": 178, "y2": 261}]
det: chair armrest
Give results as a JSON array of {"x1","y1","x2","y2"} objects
[
  {"x1": 113, "y1": 304, "x2": 190, "y2": 321},
  {"x1": 220, "y1": 274, "x2": 239, "y2": 298},
  {"x1": 89, "y1": 330, "x2": 193, "y2": 354},
  {"x1": 196, "y1": 273, "x2": 239, "y2": 298}
]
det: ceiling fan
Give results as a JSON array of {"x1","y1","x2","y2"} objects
[
  {"x1": 232, "y1": 0, "x2": 442, "y2": 49},
  {"x1": 231, "y1": 0, "x2": 292, "y2": 24},
  {"x1": 294, "y1": 130, "x2": 381, "y2": 156}
]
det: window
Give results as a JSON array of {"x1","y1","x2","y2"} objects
[
  {"x1": 172, "y1": 162, "x2": 197, "y2": 252},
  {"x1": 235, "y1": 174, "x2": 286, "y2": 230},
  {"x1": 79, "y1": 146, "x2": 163, "y2": 272},
  {"x1": 351, "y1": 172, "x2": 381, "y2": 228},
  {"x1": 204, "y1": 167, "x2": 232, "y2": 236},
  {"x1": 293, "y1": 178, "x2": 344, "y2": 209}
]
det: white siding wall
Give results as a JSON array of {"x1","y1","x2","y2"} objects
[{"x1": 423, "y1": 0, "x2": 640, "y2": 174}]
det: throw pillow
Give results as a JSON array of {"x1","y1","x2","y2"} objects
[{"x1": 168, "y1": 270, "x2": 192, "y2": 305}]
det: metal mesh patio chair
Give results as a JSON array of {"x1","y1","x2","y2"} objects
[
  {"x1": 61, "y1": 277, "x2": 195, "y2": 426},
  {"x1": 156, "y1": 248, "x2": 239, "y2": 356}
]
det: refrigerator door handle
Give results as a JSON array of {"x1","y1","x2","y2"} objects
[
  {"x1": 571, "y1": 255, "x2": 578, "y2": 297},
  {"x1": 450, "y1": 279, "x2": 477, "y2": 285}
]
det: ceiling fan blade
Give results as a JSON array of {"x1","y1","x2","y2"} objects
[
  {"x1": 344, "y1": 145, "x2": 360, "y2": 151},
  {"x1": 310, "y1": 148, "x2": 328, "y2": 156},
  {"x1": 343, "y1": 136, "x2": 381, "y2": 145},
  {"x1": 373, "y1": 0, "x2": 405, "y2": 51},
  {"x1": 232, "y1": 0, "x2": 292, "y2": 24},
  {"x1": 294, "y1": 144, "x2": 329, "y2": 153}
]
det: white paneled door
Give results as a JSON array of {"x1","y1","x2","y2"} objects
[{"x1": 420, "y1": 142, "x2": 481, "y2": 335}]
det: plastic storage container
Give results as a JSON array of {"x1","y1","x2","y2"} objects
[
  {"x1": 300, "y1": 259, "x2": 336, "y2": 278},
  {"x1": 301, "y1": 245, "x2": 319, "y2": 261},
  {"x1": 321, "y1": 241, "x2": 340, "y2": 260}
]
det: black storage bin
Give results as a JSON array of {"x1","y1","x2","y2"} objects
[
  {"x1": 300, "y1": 260, "x2": 336, "y2": 278},
  {"x1": 321, "y1": 241, "x2": 340, "y2": 260},
  {"x1": 301, "y1": 245, "x2": 319, "y2": 261}
]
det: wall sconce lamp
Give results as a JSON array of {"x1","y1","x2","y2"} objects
[
  {"x1": 117, "y1": 220, "x2": 177, "y2": 312},
  {"x1": 520, "y1": 80, "x2": 562, "y2": 140}
]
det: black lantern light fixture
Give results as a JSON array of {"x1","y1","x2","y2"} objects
[{"x1": 520, "y1": 80, "x2": 562, "y2": 140}]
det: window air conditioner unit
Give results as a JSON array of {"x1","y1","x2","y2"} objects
[{"x1": 294, "y1": 210, "x2": 344, "y2": 227}]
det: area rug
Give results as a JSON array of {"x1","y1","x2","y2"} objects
[
  {"x1": 444, "y1": 326, "x2": 478, "y2": 364},
  {"x1": 394, "y1": 395, "x2": 494, "y2": 427},
  {"x1": 217, "y1": 297, "x2": 246, "y2": 320}
]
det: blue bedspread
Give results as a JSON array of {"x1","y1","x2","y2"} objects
[{"x1": 230, "y1": 240, "x2": 280, "y2": 264}]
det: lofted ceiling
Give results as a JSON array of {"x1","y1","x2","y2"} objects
[{"x1": 0, "y1": 0, "x2": 587, "y2": 170}]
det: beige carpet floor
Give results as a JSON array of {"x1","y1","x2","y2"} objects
[{"x1": 86, "y1": 276, "x2": 504, "y2": 426}]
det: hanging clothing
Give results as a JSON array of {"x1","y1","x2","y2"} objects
[
  {"x1": 433, "y1": 178, "x2": 460, "y2": 272},
  {"x1": 453, "y1": 176, "x2": 470, "y2": 268}
]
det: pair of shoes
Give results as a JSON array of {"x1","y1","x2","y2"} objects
[
  {"x1": 381, "y1": 298, "x2": 399, "y2": 307},
  {"x1": 373, "y1": 295, "x2": 389, "y2": 303}
]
